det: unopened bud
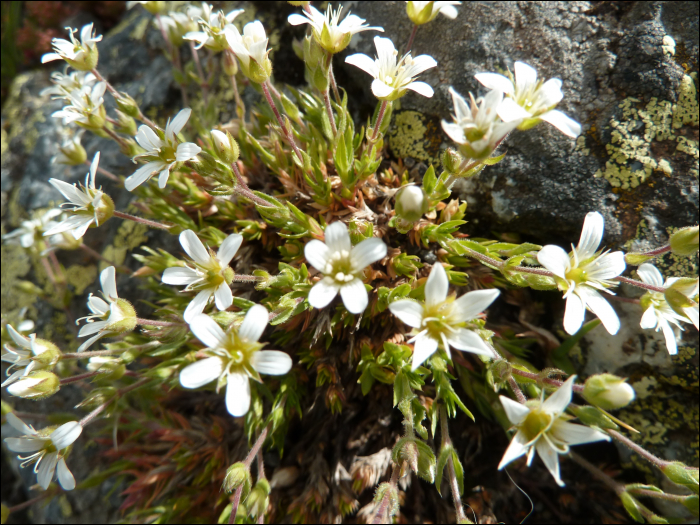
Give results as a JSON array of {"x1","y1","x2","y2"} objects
[
  {"x1": 7, "y1": 370, "x2": 60, "y2": 399},
  {"x1": 114, "y1": 110, "x2": 137, "y2": 136},
  {"x1": 568, "y1": 405, "x2": 619, "y2": 430},
  {"x1": 115, "y1": 92, "x2": 140, "y2": 119},
  {"x1": 669, "y1": 226, "x2": 699, "y2": 256},
  {"x1": 211, "y1": 130, "x2": 240, "y2": 164},
  {"x1": 93, "y1": 193, "x2": 115, "y2": 227},
  {"x1": 373, "y1": 482, "x2": 399, "y2": 521},
  {"x1": 118, "y1": 137, "x2": 140, "y2": 157},
  {"x1": 31, "y1": 339, "x2": 62, "y2": 369},
  {"x1": 395, "y1": 186, "x2": 428, "y2": 223},
  {"x1": 87, "y1": 356, "x2": 126, "y2": 381},
  {"x1": 222, "y1": 52, "x2": 238, "y2": 76},
  {"x1": 661, "y1": 462, "x2": 699, "y2": 494},
  {"x1": 407, "y1": 1, "x2": 440, "y2": 25},
  {"x1": 684, "y1": 494, "x2": 699, "y2": 516},
  {"x1": 54, "y1": 136, "x2": 87, "y2": 166},
  {"x1": 442, "y1": 147, "x2": 463, "y2": 175},
  {"x1": 620, "y1": 492, "x2": 644, "y2": 523},
  {"x1": 582, "y1": 374, "x2": 636, "y2": 410},
  {"x1": 68, "y1": 45, "x2": 99, "y2": 72},
  {"x1": 15, "y1": 281, "x2": 45, "y2": 296},
  {"x1": 223, "y1": 462, "x2": 251, "y2": 494},
  {"x1": 76, "y1": 386, "x2": 116, "y2": 408},
  {"x1": 245, "y1": 479, "x2": 270, "y2": 518}
]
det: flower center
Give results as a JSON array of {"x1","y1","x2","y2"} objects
[
  {"x1": 221, "y1": 332, "x2": 264, "y2": 371},
  {"x1": 520, "y1": 408, "x2": 553, "y2": 442},
  {"x1": 421, "y1": 300, "x2": 457, "y2": 342},
  {"x1": 565, "y1": 267, "x2": 587, "y2": 284},
  {"x1": 324, "y1": 251, "x2": 356, "y2": 284}
]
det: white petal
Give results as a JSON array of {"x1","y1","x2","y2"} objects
[
  {"x1": 640, "y1": 307, "x2": 658, "y2": 330},
  {"x1": 371, "y1": 79, "x2": 395, "y2": 99},
  {"x1": 344, "y1": 53, "x2": 378, "y2": 78},
  {"x1": 239, "y1": 304, "x2": 269, "y2": 343},
  {"x1": 304, "y1": 240, "x2": 331, "y2": 273},
  {"x1": 535, "y1": 439, "x2": 564, "y2": 487},
  {"x1": 550, "y1": 420, "x2": 610, "y2": 446},
  {"x1": 179, "y1": 356, "x2": 224, "y2": 388},
  {"x1": 56, "y1": 458, "x2": 76, "y2": 490},
  {"x1": 576, "y1": 211, "x2": 604, "y2": 260},
  {"x1": 637, "y1": 264, "x2": 664, "y2": 287},
  {"x1": 452, "y1": 288, "x2": 500, "y2": 322},
  {"x1": 125, "y1": 161, "x2": 167, "y2": 191},
  {"x1": 41, "y1": 53, "x2": 63, "y2": 63},
  {"x1": 388, "y1": 300, "x2": 424, "y2": 328},
  {"x1": 683, "y1": 306, "x2": 699, "y2": 330},
  {"x1": 214, "y1": 283, "x2": 233, "y2": 311},
  {"x1": 100, "y1": 266, "x2": 118, "y2": 302},
  {"x1": 50, "y1": 422, "x2": 82, "y2": 449},
  {"x1": 441, "y1": 121, "x2": 466, "y2": 143},
  {"x1": 324, "y1": 222, "x2": 352, "y2": 253},
  {"x1": 497, "y1": 97, "x2": 532, "y2": 122},
  {"x1": 497, "y1": 430, "x2": 530, "y2": 469},
  {"x1": 6, "y1": 325, "x2": 31, "y2": 349},
  {"x1": 37, "y1": 451, "x2": 59, "y2": 490},
  {"x1": 577, "y1": 287, "x2": 620, "y2": 335},
  {"x1": 447, "y1": 328, "x2": 494, "y2": 356},
  {"x1": 167, "y1": 108, "x2": 192, "y2": 141},
  {"x1": 252, "y1": 350, "x2": 292, "y2": 375},
  {"x1": 162, "y1": 267, "x2": 199, "y2": 286},
  {"x1": 78, "y1": 319, "x2": 108, "y2": 337},
  {"x1": 350, "y1": 237, "x2": 387, "y2": 271},
  {"x1": 411, "y1": 332, "x2": 438, "y2": 371},
  {"x1": 542, "y1": 375, "x2": 575, "y2": 415},
  {"x1": 189, "y1": 313, "x2": 226, "y2": 348},
  {"x1": 76, "y1": 332, "x2": 106, "y2": 352},
  {"x1": 88, "y1": 152, "x2": 100, "y2": 188},
  {"x1": 474, "y1": 72, "x2": 514, "y2": 95},
  {"x1": 500, "y1": 396, "x2": 531, "y2": 426},
  {"x1": 340, "y1": 278, "x2": 369, "y2": 314},
  {"x1": 176, "y1": 142, "x2": 201, "y2": 161},
  {"x1": 4, "y1": 437, "x2": 46, "y2": 453},
  {"x1": 135, "y1": 125, "x2": 162, "y2": 152},
  {"x1": 374, "y1": 35, "x2": 397, "y2": 62},
  {"x1": 514, "y1": 61, "x2": 538, "y2": 89},
  {"x1": 425, "y1": 263, "x2": 449, "y2": 307},
  {"x1": 225, "y1": 372, "x2": 251, "y2": 417},
  {"x1": 5, "y1": 413, "x2": 37, "y2": 435},
  {"x1": 405, "y1": 81, "x2": 434, "y2": 98},
  {"x1": 217, "y1": 234, "x2": 243, "y2": 266},
  {"x1": 586, "y1": 251, "x2": 626, "y2": 281},
  {"x1": 48, "y1": 179, "x2": 87, "y2": 205},
  {"x1": 659, "y1": 318, "x2": 678, "y2": 355},
  {"x1": 158, "y1": 167, "x2": 171, "y2": 189},
  {"x1": 540, "y1": 109, "x2": 581, "y2": 138},
  {"x1": 439, "y1": 4, "x2": 459, "y2": 18},
  {"x1": 563, "y1": 292, "x2": 586, "y2": 335},
  {"x1": 180, "y1": 230, "x2": 211, "y2": 265},
  {"x1": 288, "y1": 13, "x2": 311, "y2": 26},
  {"x1": 406, "y1": 54, "x2": 438, "y2": 76},
  {"x1": 308, "y1": 278, "x2": 340, "y2": 309},
  {"x1": 539, "y1": 78, "x2": 564, "y2": 106},
  {"x1": 537, "y1": 244, "x2": 569, "y2": 279}
]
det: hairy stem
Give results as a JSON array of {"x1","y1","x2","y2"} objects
[
  {"x1": 323, "y1": 89, "x2": 337, "y2": 136},
  {"x1": 507, "y1": 376, "x2": 528, "y2": 403},
  {"x1": 189, "y1": 41, "x2": 209, "y2": 103},
  {"x1": 84, "y1": 159, "x2": 120, "y2": 182},
  {"x1": 510, "y1": 368, "x2": 585, "y2": 393},
  {"x1": 328, "y1": 59, "x2": 341, "y2": 104},
  {"x1": 60, "y1": 370, "x2": 101, "y2": 385},
  {"x1": 61, "y1": 349, "x2": 126, "y2": 359},
  {"x1": 371, "y1": 462, "x2": 402, "y2": 524},
  {"x1": 440, "y1": 406, "x2": 468, "y2": 523},
  {"x1": 230, "y1": 424, "x2": 271, "y2": 524},
  {"x1": 232, "y1": 274, "x2": 265, "y2": 283},
  {"x1": 607, "y1": 429, "x2": 669, "y2": 469},
  {"x1": 101, "y1": 126, "x2": 131, "y2": 150},
  {"x1": 91, "y1": 69, "x2": 160, "y2": 130},
  {"x1": 371, "y1": 100, "x2": 389, "y2": 141},
  {"x1": 231, "y1": 162, "x2": 272, "y2": 207},
  {"x1": 113, "y1": 210, "x2": 172, "y2": 230},
  {"x1": 261, "y1": 80, "x2": 303, "y2": 163},
  {"x1": 79, "y1": 377, "x2": 151, "y2": 427},
  {"x1": 404, "y1": 24, "x2": 418, "y2": 54},
  {"x1": 136, "y1": 318, "x2": 185, "y2": 327}
]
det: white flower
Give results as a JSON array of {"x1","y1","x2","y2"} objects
[
  {"x1": 475, "y1": 61, "x2": 581, "y2": 138},
  {"x1": 44, "y1": 153, "x2": 114, "y2": 240},
  {"x1": 2, "y1": 208, "x2": 62, "y2": 249},
  {"x1": 51, "y1": 81, "x2": 107, "y2": 127},
  {"x1": 52, "y1": 130, "x2": 87, "y2": 166},
  {"x1": 389, "y1": 263, "x2": 499, "y2": 370},
  {"x1": 671, "y1": 278, "x2": 699, "y2": 330},
  {"x1": 406, "y1": 1, "x2": 461, "y2": 24},
  {"x1": 441, "y1": 87, "x2": 519, "y2": 159},
  {"x1": 41, "y1": 23, "x2": 102, "y2": 71},
  {"x1": 345, "y1": 36, "x2": 437, "y2": 101},
  {"x1": 162, "y1": 230, "x2": 243, "y2": 322},
  {"x1": 125, "y1": 108, "x2": 201, "y2": 191},
  {"x1": 159, "y1": 11, "x2": 199, "y2": 46},
  {"x1": 288, "y1": 5, "x2": 383, "y2": 54},
  {"x1": 498, "y1": 375, "x2": 610, "y2": 486},
  {"x1": 180, "y1": 307, "x2": 292, "y2": 417},
  {"x1": 304, "y1": 222, "x2": 387, "y2": 314},
  {"x1": 40, "y1": 70, "x2": 97, "y2": 99},
  {"x1": 225, "y1": 21, "x2": 272, "y2": 83},
  {"x1": 184, "y1": 3, "x2": 244, "y2": 52},
  {"x1": 637, "y1": 264, "x2": 692, "y2": 355},
  {"x1": 77, "y1": 266, "x2": 137, "y2": 352},
  {"x1": 4, "y1": 413, "x2": 82, "y2": 490},
  {"x1": 2, "y1": 325, "x2": 60, "y2": 388},
  {"x1": 537, "y1": 212, "x2": 626, "y2": 335}
]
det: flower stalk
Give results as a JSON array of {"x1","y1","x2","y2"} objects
[
  {"x1": 440, "y1": 405, "x2": 468, "y2": 523},
  {"x1": 261, "y1": 81, "x2": 304, "y2": 164},
  {"x1": 112, "y1": 210, "x2": 172, "y2": 230},
  {"x1": 229, "y1": 423, "x2": 271, "y2": 524}
]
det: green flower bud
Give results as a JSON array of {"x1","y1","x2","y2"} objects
[
  {"x1": 582, "y1": 374, "x2": 636, "y2": 410},
  {"x1": 395, "y1": 186, "x2": 428, "y2": 223},
  {"x1": 114, "y1": 110, "x2": 137, "y2": 136},
  {"x1": 407, "y1": 1, "x2": 439, "y2": 25},
  {"x1": 222, "y1": 52, "x2": 238, "y2": 76},
  {"x1": 94, "y1": 193, "x2": 115, "y2": 226},
  {"x1": 106, "y1": 299, "x2": 138, "y2": 335},
  {"x1": 55, "y1": 136, "x2": 88, "y2": 166},
  {"x1": 223, "y1": 462, "x2": 252, "y2": 494},
  {"x1": 620, "y1": 492, "x2": 644, "y2": 522},
  {"x1": 245, "y1": 58, "x2": 272, "y2": 84},
  {"x1": 669, "y1": 226, "x2": 699, "y2": 256},
  {"x1": 625, "y1": 253, "x2": 654, "y2": 266},
  {"x1": 567, "y1": 405, "x2": 619, "y2": 430},
  {"x1": 86, "y1": 357, "x2": 126, "y2": 381},
  {"x1": 373, "y1": 482, "x2": 399, "y2": 520},
  {"x1": 661, "y1": 462, "x2": 699, "y2": 494},
  {"x1": 442, "y1": 148, "x2": 463, "y2": 175},
  {"x1": 15, "y1": 280, "x2": 45, "y2": 296},
  {"x1": 6, "y1": 370, "x2": 60, "y2": 399},
  {"x1": 67, "y1": 45, "x2": 99, "y2": 72},
  {"x1": 684, "y1": 495, "x2": 699, "y2": 517},
  {"x1": 115, "y1": 92, "x2": 140, "y2": 119},
  {"x1": 138, "y1": 1, "x2": 166, "y2": 15},
  {"x1": 211, "y1": 130, "x2": 240, "y2": 164},
  {"x1": 31, "y1": 339, "x2": 63, "y2": 369},
  {"x1": 245, "y1": 479, "x2": 270, "y2": 518}
]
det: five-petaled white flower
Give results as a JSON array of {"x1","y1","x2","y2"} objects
[
  {"x1": 2, "y1": 325, "x2": 61, "y2": 388},
  {"x1": 40, "y1": 70, "x2": 97, "y2": 99},
  {"x1": 77, "y1": 266, "x2": 137, "y2": 352},
  {"x1": 345, "y1": 36, "x2": 437, "y2": 101},
  {"x1": 162, "y1": 230, "x2": 243, "y2": 322},
  {"x1": 288, "y1": 5, "x2": 383, "y2": 54},
  {"x1": 4, "y1": 413, "x2": 82, "y2": 490},
  {"x1": 125, "y1": 108, "x2": 201, "y2": 191},
  {"x1": 180, "y1": 307, "x2": 292, "y2": 417},
  {"x1": 45, "y1": 152, "x2": 115, "y2": 240},
  {"x1": 406, "y1": 1, "x2": 462, "y2": 25},
  {"x1": 304, "y1": 222, "x2": 387, "y2": 314},
  {"x1": 475, "y1": 61, "x2": 581, "y2": 138},
  {"x1": 637, "y1": 263, "x2": 692, "y2": 355},
  {"x1": 184, "y1": 3, "x2": 244, "y2": 52},
  {"x1": 2, "y1": 208, "x2": 62, "y2": 249},
  {"x1": 389, "y1": 263, "x2": 499, "y2": 370},
  {"x1": 441, "y1": 87, "x2": 519, "y2": 160},
  {"x1": 51, "y1": 81, "x2": 107, "y2": 127},
  {"x1": 537, "y1": 212, "x2": 625, "y2": 335},
  {"x1": 41, "y1": 23, "x2": 102, "y2": 71},
  {"x1": 225, "y1": 20, "x2": 272, "y2": 83},
  {"x1": 498, "y1": 375, "x2": 610, "y2": 486}
]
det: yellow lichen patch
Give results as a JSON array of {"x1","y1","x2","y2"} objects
[
  {"x1": 101, "y1": 219, "x2": 149, "y2": 271},
  {"x1": 65, "y1": 264, "x2": 98, "y2": 296},
  {"x1": 592, "y1": 74, "x2": 699, "y2": 189},
  {"x1": 388, "y1": 110, "x2": 441, "y2": 165},
  {"x1": 3, "y1": 72, "x2": 47, "y2": 154}
]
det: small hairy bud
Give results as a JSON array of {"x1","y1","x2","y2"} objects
[
  {"x1": 582, "y1": 374, "x2": 636, "y2": 410},
  {"x1": 245, "y1": 479, "x2": 270, "y2": 518},
  {"x1": 395, "y1": 186, "x2": 428, "y2": 223},
  {"x1": 662, "y1": 461, "x2": 699, "y2": 494},
  {"x1": 115, "y1": 92, "x2": 140, "y2": 119},
  {"x1": 31, "y1": 339, "x2": 63, "y2": 369},
  {"x1": 7, "y1": 370, "x2": 60, "y2": 399},
  {"x1": 211, "y1": 130, "x2": 240, "y2": 164},
  {"x1": 114, "y1": 110, "x2": 137, "y2": 136},
  {"x1": 567, "y1": 405, "x2": 619, "y2": 430},
  {"x1": 87, "y1": 357, "x2": 126, "y2": 381},
  {"x1": 669, "y1": 226, "x2": 699, "y2": 256},
  {"x1": 107, "y1": 299, "x2": 138, "y2": 335},
  {"x1": 373, "y1": 482, "x2": 400, "y2": 521},
  {"x1": 55, "y1": 136, "x2": 87, "y2": 166},
  {"x1": 223, "y1": 462, "x2": 251, "y2": 494}
]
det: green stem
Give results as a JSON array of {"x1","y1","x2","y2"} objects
[
  {"x1": 78, "y1": 377, "x2": 151, "y2": 427},
  {"x1": 113, "y1": 210, "x2": 172, "y2": 230},
  {"x1": 607, "y1": 429, "x2": 669, "y2": 469},
  {"x1": 261, "y1": 80, "x2": 303, "y2": 163},
  {"x1": 136, "y1": 318, "x2": 185, "y2": 327},
  {"x1": 231, "y1": 162, "x2": 272, "y2": 207},
  {"x1": 60, "y1": 370, "x2": 101, "y2": 385},
  {"x1": 371, "y1": 100, "x2": 388, "y2": 141},
  {"x1": 371, "y1": 462, "x2": 402, "y2": 524},
  {"x1": 230, "y1": 424, "x2": 271, "y2": 524},
  {"x1": 440, "y1": 405, "x2": 468, "y2": 523},
  {"x1": 61, "y1": 349, "x2": 126, "y2": 359},
  {"x1": 510, "y1": 368, "x2": 585, "y2": 393}
]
